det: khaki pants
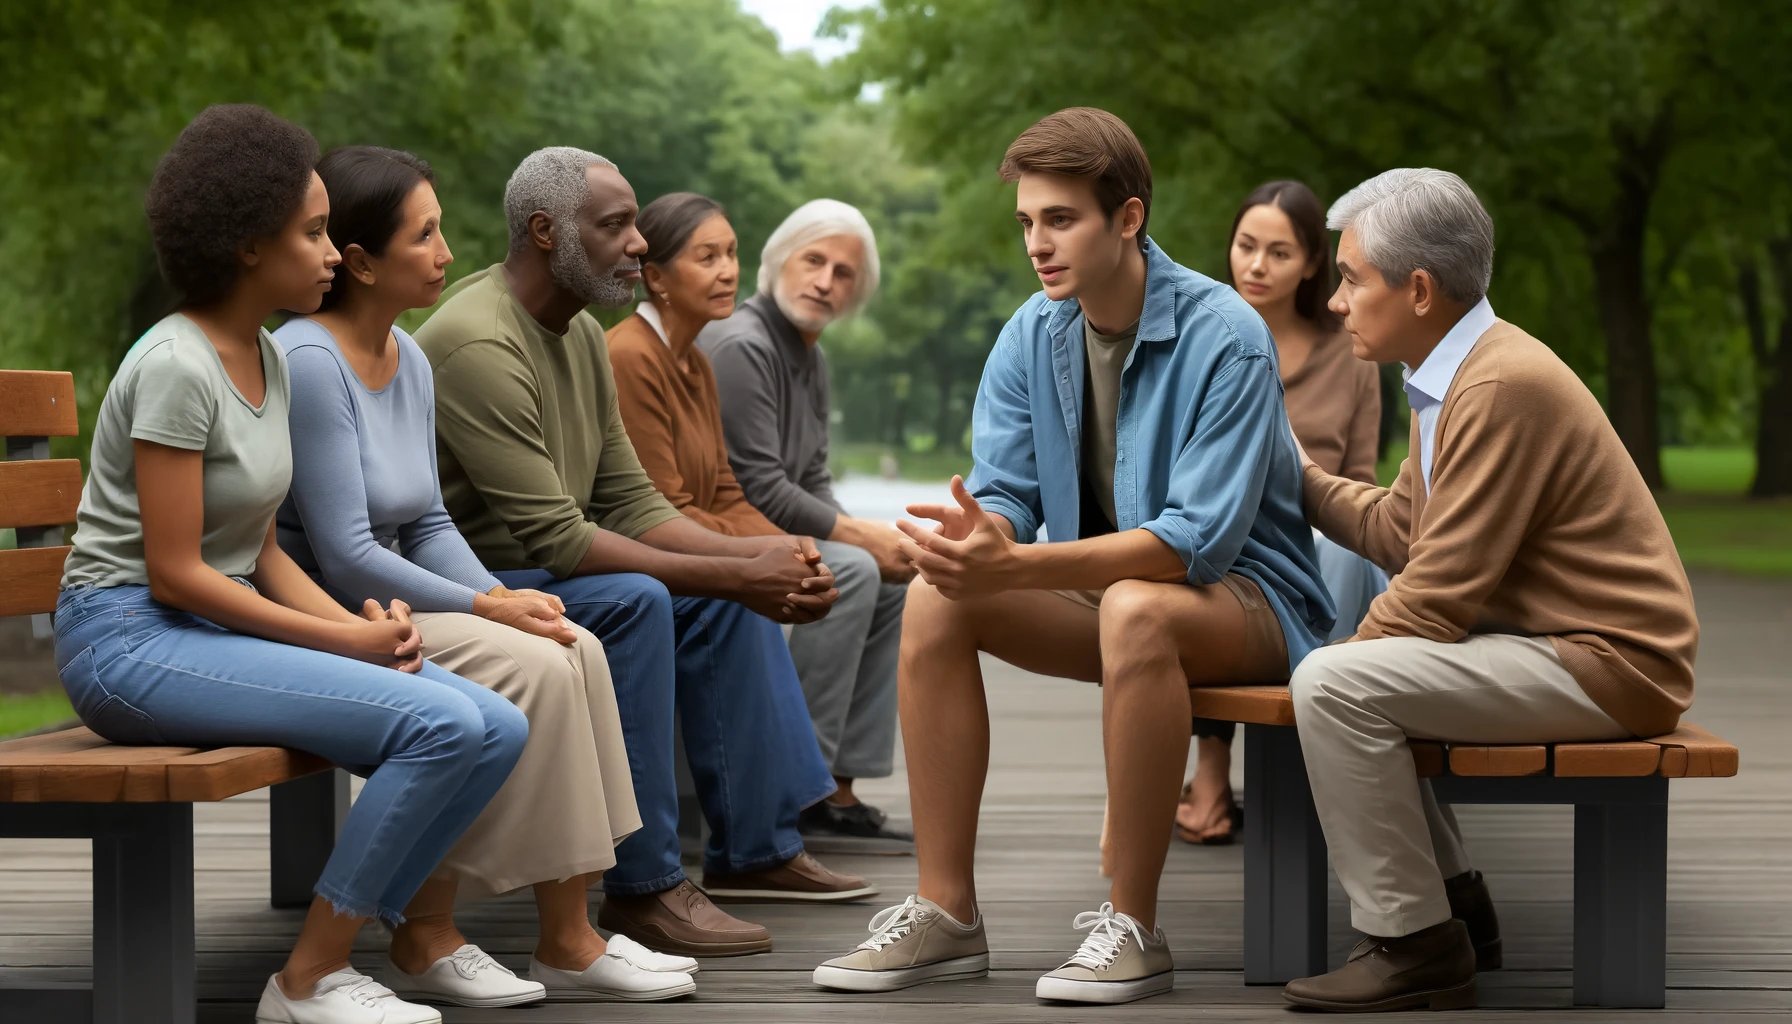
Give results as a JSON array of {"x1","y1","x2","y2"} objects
[
  {"x1": 1290, "y1": 634, "x2": 1629, "y2": 936},
  {"x1": 411, "y1": 611, "x2": 641, "y2": 898}
]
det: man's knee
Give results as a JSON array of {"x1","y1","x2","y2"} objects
[
  {"x1": 554, "y1": 572, "x2": 673, "y2": 634},
  {"x1": 822, "y1": 540, "x2": 880, "y2": 595},
  {"x1": 1097, "y1": 579, "x2": 1177, "y2": 663},
  {"x1": 1289, "y1": 643, "x2": 1362, "y2": 726}
]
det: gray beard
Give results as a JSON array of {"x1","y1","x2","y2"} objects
[
  {"x1": 774, "y1": 285, "x2": 836, "y2": 335},
  {"x1": 550, "y1": 228, "x2": 637, "y2": 309}
]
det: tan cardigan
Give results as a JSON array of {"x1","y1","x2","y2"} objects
[
  {"x1": 609, "y1": 313, "x2": 783, "y2": 538},
  {"x1": 1303, "y1": 319, "x2": 1698, "y2": 737}
]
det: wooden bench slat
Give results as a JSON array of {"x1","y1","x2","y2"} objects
[
  {"x1": 1190, "y1": 685, "x2": 1295, "y2": 726},
  {"x1": 1553, "y1": 741, "x2": 1663, "y2": 777},
  {"x1": 0, "y1": 545, "x2": 69, "y2": 616},
  {"x1": 1449, "y1": 744, "x2": 1549, "y2": 776},
  {"x1": 0, "y1": 727, "x2": 332, "y2": 803},
  {"x1": 0, "y1": 459, "x2": 82, "y2": 528},
  {"x1": 1643, "y1": 723, "x2": 1739, "y2": 778},
  {"x1": 0, "y1": 370, "x2": 80, "y2": 437}
]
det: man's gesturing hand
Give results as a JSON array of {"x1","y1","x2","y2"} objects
[{"x1": 897, "y1": 475, "x2": 1021, "y2": 599}]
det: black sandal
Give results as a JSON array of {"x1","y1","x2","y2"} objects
[{"x1": 1175, "y1": 786, "x2": 1243, "y2": 846}]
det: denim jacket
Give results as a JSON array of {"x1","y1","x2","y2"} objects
[{"x1": 967, "y1": 237, "x2": 1335, "y2": 670}]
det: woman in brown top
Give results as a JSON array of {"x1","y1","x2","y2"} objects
[
  {"x1": 607, "y1": 193, "x2": 783, "y2": 538},
  {"x1": 1178, "y1": 181, "x2": 1387, "y2": 844}
]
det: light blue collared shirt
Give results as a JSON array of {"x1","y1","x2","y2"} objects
[
  {"x1": 965, "y1": 237, "x2": 1335, "y2": 671},
  {"x1": 1402, "y1": 298, "x2": 1496, "y2": 493}
]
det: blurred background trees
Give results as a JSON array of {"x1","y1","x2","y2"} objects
[{"x1": 3, "y1": 0, "x2": 1790, "y2": 497}]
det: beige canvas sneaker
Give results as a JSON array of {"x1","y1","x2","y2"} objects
[
  {"x1": 811, "y1": 895, "x2": 990, "y2": 992},
  {"x1": 1034, "y1": 903, "x2": 1174, "y2": 1004}
]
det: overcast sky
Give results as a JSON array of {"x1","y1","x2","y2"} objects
[{"x1": 738, "y1": 0, "x2": 866, "y2": 61}]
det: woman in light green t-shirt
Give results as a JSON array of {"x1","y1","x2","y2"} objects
[{"x1": 54, "y1": 104, "x2": 525, "y2": 1024}]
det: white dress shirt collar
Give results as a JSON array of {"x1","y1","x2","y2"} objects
[
  {"x1": 1401, "y1": 297, "x2": 1496, "y2": 409},
  {"x1": 635, "y1": 300, "x2": 669, "y2": 346}
]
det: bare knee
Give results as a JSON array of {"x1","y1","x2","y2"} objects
[{"x1": 1098, "y1": 580, "x2": 1179, "y2": 675}]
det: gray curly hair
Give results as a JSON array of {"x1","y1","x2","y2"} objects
[{"x1": 503, "y1": 146, "x2": 616, "y2": 253}]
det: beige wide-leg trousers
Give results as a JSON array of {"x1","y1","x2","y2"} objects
[
  {"x1": 1290, "y1": 634, "x2": 1631, "y2": 937},
  {"x1": 411, "y1": 611, "x2": 642, "y2": 899}
]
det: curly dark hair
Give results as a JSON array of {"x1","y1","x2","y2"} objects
[{"x1": 144, "y1": 104, "x2": 320, "y2": 306}]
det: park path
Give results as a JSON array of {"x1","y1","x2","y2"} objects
[{"x1": 0, "y1": 478, "x2": 1787, "y2": 1020}]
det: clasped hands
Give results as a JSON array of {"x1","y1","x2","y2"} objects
[
  {"x1": 896, "y1": 475, "x2": 1024, "y2": 599},
  {"x1": 744, "y1": 534, "x2": 838, "y2": 624}
]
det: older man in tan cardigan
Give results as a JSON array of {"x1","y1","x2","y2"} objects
[{"x1": 1283, "y1": 168, "x2": 1699, "y2": 1013}]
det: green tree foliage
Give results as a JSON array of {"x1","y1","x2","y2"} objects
[{"x1": 840, "y1": 0, "x2": 1792, "y2": 490}]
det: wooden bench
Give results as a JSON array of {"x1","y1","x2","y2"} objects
[
  {"x1": 1189, "y1": 683, "x2": 1740, "y2": 1009},
  {"x1": 0, "y1": 369, "x2": 348, "y2": 1024}
]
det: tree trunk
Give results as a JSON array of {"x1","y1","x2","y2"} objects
[
  {"x1": 1750, "y1": 240, "x2": 1792, "y2": 498},
  {"x1": 1587, "y1": 173, "x2": 1664, "y2": 489}
]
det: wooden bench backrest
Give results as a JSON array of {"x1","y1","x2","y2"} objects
[{"x1": 0, "y1": 370, "x2": 80, "y2": 617}]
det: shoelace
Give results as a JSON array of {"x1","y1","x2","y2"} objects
[
  {"x1": 448, "y1": 946, "x2": 514, "y2": 980},
  {"x1": 1065, "y1": 902, "x2": 1145, "y2": 971},
  {"x1": 323, "y1": 972, "x2": 396, "y2": 1008},
  {"x1": 858, "y1": 895, "x2": 927, "y2": 952}
]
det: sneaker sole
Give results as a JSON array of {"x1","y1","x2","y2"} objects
[
  {"x1": 1282, "y1": 976, "x2": 1478, "y2": 1012},
  {"x1": 1036, "y1": 969, "x2": 1174, "y2": 1004},
  {"x1": 388, "y1": 986, "x2": 547, "y2": 1008},
  {"x1": 538, "y1": 976, "x2": 698, "y2": 1002},
  {"x1": 704, "y1": 883, "x2": 881, "y2": 903},
  {"x1": 813, "y1": 953, "x2": 990, "y2": 992},
  {"x1": 605, "y1": 932, "x2": 771, "y2": 958}
]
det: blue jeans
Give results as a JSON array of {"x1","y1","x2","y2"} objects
[
  {"x1": 495, "y1": 570, "x2": 835, "y2": 895},
  {"x1": 53, "y1": 585, "x2": 527, "y2": 926}
]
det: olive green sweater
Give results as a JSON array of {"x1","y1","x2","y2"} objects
[
  {"x1": 416, "y1": 266, "x2": 680, "y2": 578},
  {"x1": 1303, "y1": 319, "x2": 1699, "y2": 738}
]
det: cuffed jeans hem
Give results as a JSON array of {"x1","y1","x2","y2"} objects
[
  {"x1": 602, "y1": 866, "x2": 689, "y2": 898},
  {"x1": 704, "y1": 836, "x2": 807, "y2": 877},
  {"x1": 827, "y1": 761, "x2": 893, "y2": 781},
  {"x1": 1349, "y1": 895, "x2": 1453, "y2": 938},
  {"x1": 315, "y1": 882, "x2": 403, "y2": 929}
]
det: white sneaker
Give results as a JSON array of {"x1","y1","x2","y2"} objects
[
  {"x1": 529, "y1": 951, "x2": 697, "y2": 1001},
  {"x1": 255, "y1": 968, "x2": 442, "y2": 1023},
  {"x1": 383, "y1": 944, "x2": 546, "y2": 1008},
  {"x1": 605, "y1": 932, "x2": 701, "y2": 974},
  {"x1": 1034, "y1": 902, "x2": 1174, "y2": 1004}
]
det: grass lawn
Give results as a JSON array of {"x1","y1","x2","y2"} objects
[{"x1": 0, "y1": 688, "x2": 74, "y2": 740}]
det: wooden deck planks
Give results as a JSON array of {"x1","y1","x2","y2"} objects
[{"x1": 2, "y1": 570, "x2": 1789, "y2": 1020}]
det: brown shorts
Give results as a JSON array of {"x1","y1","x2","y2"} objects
[{"x1": 1051, "y1": 574, "x2": 1290, "y2": 683}]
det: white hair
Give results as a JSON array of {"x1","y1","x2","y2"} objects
[
  {"x1": 503, "y1": 147, "x2": 616, "y2": 253},
  {"x1": 758, "y1": 199, "x2": 881, "y2": 318},
  {"x1": 1326, "y1": 168, "x2": 1494, "y2": 305}
]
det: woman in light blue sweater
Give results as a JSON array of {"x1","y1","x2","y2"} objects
[{"x1": 276, "y1": 146, "x2": 694, "y2": 1005}]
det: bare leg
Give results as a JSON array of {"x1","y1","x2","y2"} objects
[
  {"x1": 389, "y1": 876, "x2": 469, "y2": 975},
  {"x1": 903, "y1": 578, "x2": 1101, "y2": 922},
  {"x1": 1100, "y1": 580, "x2": 1257, "y2": 931},
  {"x1": 277, "y1": 897, "x2": 369, "y2": 998},
  {"x1": 533, "y1": 872, "x2": 609, "y2": 970},
  {"x1": 829, "y1": 777, "x2": 858, "y2": 806}
]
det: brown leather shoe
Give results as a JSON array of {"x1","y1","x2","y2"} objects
[
  {"x1": 1445, "y1": 870, "x2": 1502, "y2": 971},
  {"x1": 597, "y1": 880, "x2": 772, "y2": 957},
  {"x1": 1282, "y1": 919, "x2": 1477, "y2": 1012},
  {"x1": 703, "y1": 851, "x2": 880, "y2": 902}
]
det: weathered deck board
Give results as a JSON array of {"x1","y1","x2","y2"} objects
[{"x1": 3, "y1": 571, "x2": 1789, "y2": 1020}]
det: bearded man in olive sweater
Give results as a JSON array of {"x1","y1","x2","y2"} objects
[{"x1": 1282, "y1": 169, "x2": 1699, "y2": 1013}]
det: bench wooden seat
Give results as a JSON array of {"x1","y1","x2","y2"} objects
[
  {"x1": 0, "y1": 369, "x2": 348, "y2": 1024},
  {"x1": 1191, "y1": 682, "x2": 1739, "y2": 1009}
]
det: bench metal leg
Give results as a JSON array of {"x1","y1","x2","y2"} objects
[
  {"x1": 1242, "y1": 723, "x2": 1328, "y2": 984},
  {"x1": 270, "y1": 769, "x2": 348, "y2": 908},
  {"x1": 92, "y1": 803, "x2": 195, "y2": 1024},
  {"x1": 1573, "y1": 780, "x2": 1669, "y2": 1008}
]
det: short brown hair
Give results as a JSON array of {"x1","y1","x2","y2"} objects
[{"x1": 999, "y1": 107, "x2": 1152, "y2": 246}]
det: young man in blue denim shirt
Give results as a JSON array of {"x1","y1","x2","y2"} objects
[{"x1": 812, "y1": 108, "x2": 1334, "y2": 1005}]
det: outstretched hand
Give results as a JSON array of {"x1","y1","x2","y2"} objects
[{"x1": 896, "y1": 475, "x2": 1020, "y2": 598}]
